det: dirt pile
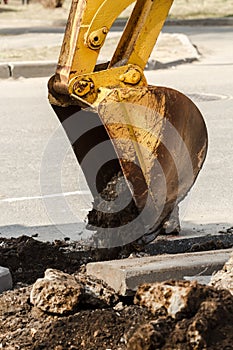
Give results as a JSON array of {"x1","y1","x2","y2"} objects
[
  {"x1": 0, "y1": 236, "x2": 83, "y2": 285},
  {"x1": 87, "y1": 171, "x2": 145, "y2": 248},
  {"x1": 0, "y1": 269, "x2": 153, "y2": 350},
  {"x1": 0, "y1": 235, "x2": 136, "y2": 286},
  {"x1": 87, "y1": 170, "x2": 180, "y2": 249},
  {"x1": 1, "y1": 267, "x2": 233, "y2": 349}
]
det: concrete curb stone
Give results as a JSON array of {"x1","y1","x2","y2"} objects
[
  {"x1": 86, "y1": 248, "x2": 233, "y2": 295},
  {"x1": 166, "y1": 17, "x2": 233, "y2": 27},
  {"x1": 0, "y1": 57, "x2": 193, "y2": 80},
  {"x1": 10, "y1": 61, "x2": 57, "y2": 79},
  {"x1": 0, "y1": 32, "x2": 199, "y2": 79},
  {"x1": 53, "y1": 17, "x2": 233, "y2": 28},
  {"x1": 0, "y1": 266, "x2": 13, "y2": 294},
  {"x1": 0, "y1": 55, "x2": 197, "y2": 80},
  {"x1": 0, "y1": 64, "x2": 10, "y2": 79}
]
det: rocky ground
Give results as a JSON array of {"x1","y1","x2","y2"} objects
[{"x1": 0, "y1": 236, "x2": 233, "y2": 349}]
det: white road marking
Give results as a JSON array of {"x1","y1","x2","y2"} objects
[{"x1": 0, "y1": 190, "x2": 91, "y2": 203}]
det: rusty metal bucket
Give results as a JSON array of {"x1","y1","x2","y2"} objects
[
  {"x1": 52, "y1": 85, "x2": 207, "y2": 246},
  {"x1": 96, "y1": 86, "x2": 208, "y2": 238}
]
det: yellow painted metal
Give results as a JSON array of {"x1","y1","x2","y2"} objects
[
  {"x1": 54, "y1": 0, "x2": 87, "y2": 94},
  {"x1": 68, "y1": 64, "x2": 147, "y2": 106},
  {"x1": 54, "y1": 0, "x2": 103, "y2": 94},
  {"x1": 110, "y1": 0, "x2": 174, "y2": 69},
  {"x1": 53, "y1": 0, "x2": 136, "y2": 95},
  {"x1": 87, "y1": 27, "x2": 109, "y2": 50},
  {"x1": 98, "y1": 87, "x2": 166, "y2": 212},
  {"x1": 52, "y1": 0, "x2": 173, "y2": 99},
  {"x1": 85, "y1": 0, "x2": 135, "y2": 42},
  {"x1": 69, "y1": 0, "x2": 134, "y2": 75}
]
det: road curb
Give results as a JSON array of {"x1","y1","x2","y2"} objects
[
  {"x1": 0, "y1": 31, "x2": 199, "y2": 79},
  {"x1": 115, "y1": 17, "x2": 233, "y2": 27},
  {"x1": 53, "y1": 17, "x2": 233, "y2": 28},
  {"x1": 0, "y1": 56, "x2": 198, "y2": 79},
  {"x1": 166, "y1": 17, "x2": 233, "y2": 26},
  {"x1": 86, "y1": 248, "x2": 233, "y2": 295},
  {"x1": 0, "y1": 61, "x2": 57, "y2": 79},
  {"x1": 0, "y1": 266, "x2": 13, "y2": 294},
  {"x1": 0, "y1": 64, "x2": 11, "y2": 79},
  {"x1": 11, "y1": 61, "x2": 57, "y2": 79}
]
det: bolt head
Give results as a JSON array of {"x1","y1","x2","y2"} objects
[
  {"x1": 73, "y1": 79, "x2": 94, "y2": 97},
  {"x1": 102, "y1": 27, "x2": 108, "y2": 35}
]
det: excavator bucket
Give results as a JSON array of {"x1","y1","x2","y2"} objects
[
  {"x1": 48, "y1": 0, "x2": 208, "y2": 247},
  {"x1": 96, "y1": 86, "x2": 207, "y2": 244}
]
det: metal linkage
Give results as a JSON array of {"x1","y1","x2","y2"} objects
[{"x1": 49, "y1": 0, "x2": 173, "y2": 107}]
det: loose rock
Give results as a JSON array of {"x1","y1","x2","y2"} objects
[
  {"x1": 30, "y1": 269, "x2": 119, "y2": 315},
  {"x1": 74, "y1": 272, "x2": 119, "y2": 307},
  {"x1": 30, "y1": 269, "x2": 82, "y2": 314},
  {"x1": 134, "y1": 280, "x2": 205, "y2": 318},
  {"x1": 209, "y1": 254, "x2": 233, "y2": 295}
]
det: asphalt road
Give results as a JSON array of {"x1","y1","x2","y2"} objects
[{"x1": 0, "y1": 26, "x2": 232, "y2": 242}]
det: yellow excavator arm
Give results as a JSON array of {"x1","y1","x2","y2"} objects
[
  {"x1": 49, "y1": 0, "x2": 173, "y2": 106},
  {"x1": 48, "y1": 0, "x2": 208, "y2": 248}
]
